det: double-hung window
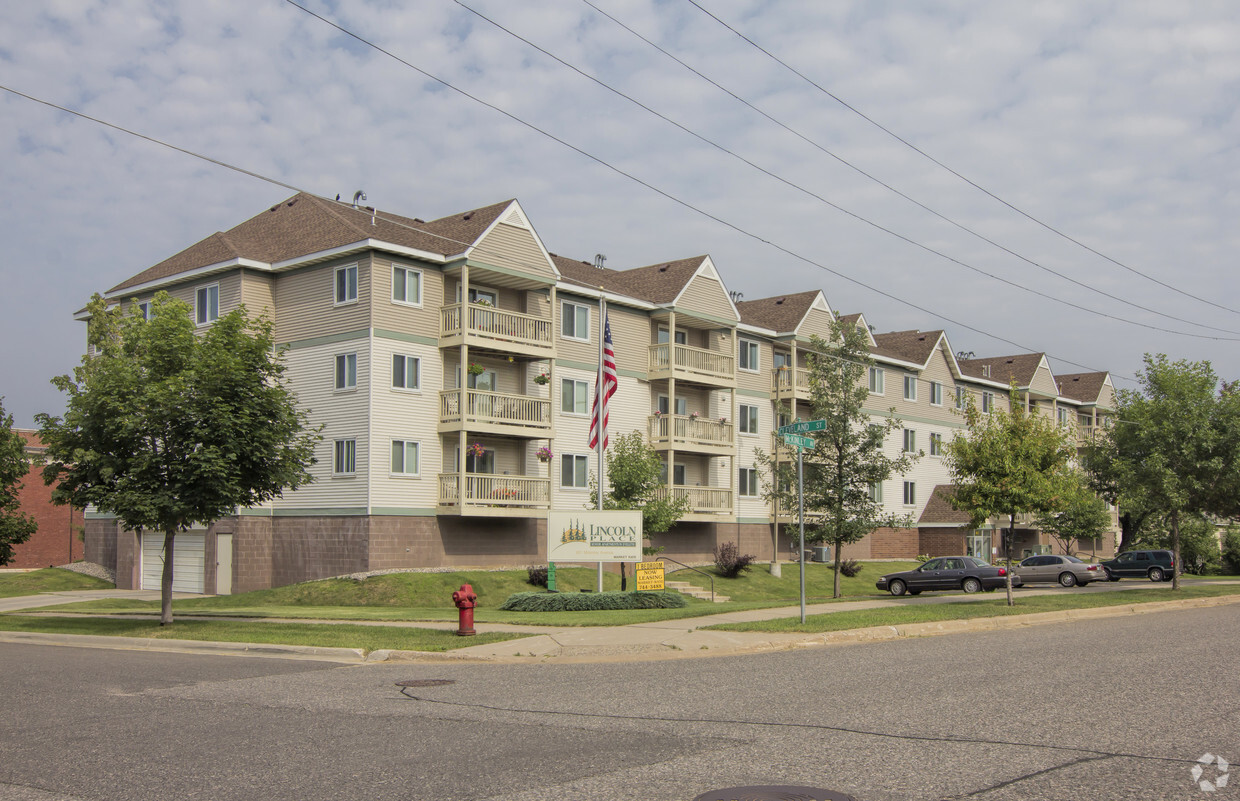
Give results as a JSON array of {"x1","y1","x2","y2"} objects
[
  {"x1": 392, "y1": 265, "x2": 422, "y2": 305},
  {"x1": 903, "y1": 428, "x2": 917, "y2": 453},
  {"x1": 955, "y1": 386, "x2": 968, "y2": 410},
  {"x1": 929, "y1": 381, "x2": 943, "y2": 406},
  {"x1": 561, "y1": 301, "x2": 590, "y2": 341},
  {"x1": 561, "y1": 454, "x2": 589, "y2": 489},
  {"x1": 982, "y1": 391, "x2": 995, "y2": 414},
  {"x1": 333, "y1": 439, "x2": 356, "y2": 475},
  {"x1": 739, "y1": 339, "x2": 759, "y2": 372},
  {"x1": 869, "y1": 367, "x2": 885, "y2": 395},
  {"x1": 929, "y1": 432, "x2": 943, "y2": 456},
  {"x1": 136, "y1": 301, "x2": 152, "y2": 321},
  {"x1": 903, "y1": 375, "x2": 917, "y2": 401},
  {"x1": 195, "y1": 284, "x2": 219, "y2": 326},
  {"x1": 335, "y1": 264, "x2": 358, "y2": 305},
  {"x1": 390, "y1": 440, "x2": 419, "y2": 475},
  {"x1": 869, "y1": 482, "x2": 883, "y2": 503},
  {"x1": 335, "y1": 353, "x2": 357, "y2": 391},
  {"x1": 739, "y1": 404, "x2": 759, "y2": 434},
  {"x1": 903, "y1": 481, "x2": 916, "y2": 506},
  {"x1": 561, "y1": 379, "x2": 589, "y2": 415},
  {"x1": 739, "y1": 467, "x2": 759, "y2": 497},
  {"x1": 392, "y1": 354, "x2": 419, "y2": 390}
]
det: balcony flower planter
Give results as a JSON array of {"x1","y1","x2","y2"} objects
[
  {"x1": 467, "y1": 442, "x2": 486, "y2": 458},
  {"x1": 536, "y1": 447, "x2": 553, "y2": 463},
  {"x1": 467, "y1": 363, "x2": 485, "y2": 376},
  {"x1": 533, "y1": 373, "x2": 550, "y2": 385}
]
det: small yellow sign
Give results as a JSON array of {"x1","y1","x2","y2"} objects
[{"x1": 635, "y1": 561, "x2": 665, "y2": 591}]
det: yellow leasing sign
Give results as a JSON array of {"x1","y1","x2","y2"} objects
[{"x1": 635, "y1": 561, "x2": 665, "y2": 591}]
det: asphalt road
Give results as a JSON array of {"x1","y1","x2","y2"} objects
[{"x1": 1, "y1": 605, "x2": 1234, "y2": 801}]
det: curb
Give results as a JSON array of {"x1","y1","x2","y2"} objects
[{"x1": 0, "y1": 631, "x2": 368, "y2": 663}]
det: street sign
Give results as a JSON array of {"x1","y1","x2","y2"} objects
[
  {"x1": 782, "y1": 433, "x2": 814, "y2": 449},
  {"x1": 778, "y1": 419, "x2": 826, "y2": 434}
]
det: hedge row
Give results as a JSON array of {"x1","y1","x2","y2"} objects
[{"x1": 499, "y1": 590, "x2": 688, "y2": 612}]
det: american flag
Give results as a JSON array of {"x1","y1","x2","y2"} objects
[{"x1": 588, "y1": 313, "x2": 618, "y2": 450}]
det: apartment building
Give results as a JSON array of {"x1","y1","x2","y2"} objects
[{"x1": 82, "y1": 193, "x2": 1117, "y2": 593}]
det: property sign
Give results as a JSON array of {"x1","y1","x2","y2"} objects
[
  {"x1": 634, "y1": 561, "x2": 665, "y2": 591},
  {"x1": 548, "y1": 510, "x2": 643, "y2": 563},
  {"x1": 782, "y1": 433, "x2": 815, "y2": 449},
  {"x1": 778, "y1": 419, "x2": 826, "y2": 434}
]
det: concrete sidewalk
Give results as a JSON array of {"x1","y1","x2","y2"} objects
[{"x1": 3, "y1": 582, "x2": 1237, "y2": 664}]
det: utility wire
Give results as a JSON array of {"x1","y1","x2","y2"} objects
[
  {"x1": 684, "y1": 0, "x2": 1240, "y2": 317},
  {"x1": 579, "y1": 0, "x2": 1239, "y2": 338},
  {"x1": 455, "y1": 1, "x2": 1237, "y2": 343}
]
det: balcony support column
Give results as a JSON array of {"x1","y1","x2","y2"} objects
[{"x1": 458, "y1": 264, "x2": 471, "y2": 508}]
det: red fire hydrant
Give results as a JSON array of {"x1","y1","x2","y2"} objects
[{"x1": 452, "y1": 583, "x2": 478, "y2": 636}]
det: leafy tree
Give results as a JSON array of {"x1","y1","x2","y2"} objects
[
  {"x1": 801, "y1": 320, "x2": 916, "y2": 598},
  {"x1": 1033, "y1": 470, "x2": 1111, "y2": 557},
  {"x1": 0, "y1": 398, "x2": 38, "y2": 565},
  {"x1": 1134, "y1": 513, "x2": 1220, "y2": 575},
  {"x1": 1222, "y1": 524, "x2": 1240, "y2": 574},
  {"x1": 1092, "y1": 355, "x2": 1240, "y2": 589},
  {"x1": 1081, "y1": 436, "x2": 1156, "y2": 553},
  {"x1": 37, "y1": 293, "x2": 319, "y2": 623},
  {"x1": 588, "y1": 430, "x2": 690, "y2": 589},
  {"x1": 944, "y1": 387, "x2": 1076, "y2": 605}
]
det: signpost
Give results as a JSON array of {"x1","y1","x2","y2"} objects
[{"x1": 776, "y1": 419, "x2": 825, "y2": 624}]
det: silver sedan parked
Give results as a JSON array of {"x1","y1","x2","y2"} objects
[{"x1": 1011, "y1": 554, "x2": 1105, "y2": 587}]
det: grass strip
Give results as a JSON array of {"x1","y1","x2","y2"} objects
[
  {"x1": 0, "y1": 568, "x2": 113, "y2": 598},
  {"x1": 0, "y1": 615, "x2": 525, "y2": 653},
  {"x1": 704, "y1": 584, "x2": 1240, "y2": 633}
]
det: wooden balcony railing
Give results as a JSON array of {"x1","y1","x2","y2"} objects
[
  {"x1": 648, "y1": 414, "x2": 734, "y2": 453},
  {"x1": 438, "y1": 474, "x2": 550, "y2": 509},
  {"x1": 648, "y1": 343, "x2": 734, "y2": 384},
  {"x1": 440, "y1": 389, "x2": 551, "y2": 433},
  {"x1": 440, "y1": 303, "x2": 553, "y2": 352},
  {"x1": 773, "y1": 366, "x2": 811, "y2": 398},
  {"x1": 655, "y1": 486, "x2": 733, "y2": 515}
]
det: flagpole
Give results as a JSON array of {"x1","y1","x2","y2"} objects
[{"x1": 596, "y1": 296, "x2": 606, "y2": 592}]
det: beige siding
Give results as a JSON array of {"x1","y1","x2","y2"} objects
[
  {"x1": 799, "y1": 306, "x2": 835, "y2": 341},
  {"x1": 736, "y1": 334, "x2": 769, "y2": 394},
  {"x1": 555, "y1": 294, "x2": 599, "y2": 365},
  {"x1": 471, "y1": 222, "x2": 556, "y2": 280},
  {"x1": 1028, "y1": 361, "x2": 1060, "y2": 398},
  {"x1": 273, "y1": 256, "x2": 371, "y2": 344},
  {"x1": 608, "y1": 305, "x2": 649, "y2": 377},
  {"x1": 675, "y1": 273, "x2": 736, "y2": 322},
  {"x1": 370, "y1": 256, "x2": 444, "y2": 339},
  {"x1": 239, "y1": 270, "x2": 275, "y2": 320},
  {"x1": 369, "y1": 337, "x2": 442, "y2": 510},
  {"x1": 162, "y1": 271, "x2": 242, "y2": 322}
]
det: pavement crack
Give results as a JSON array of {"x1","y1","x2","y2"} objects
[{"x1": 938, "y1": 754, "x2": 1116, "y2": 799}]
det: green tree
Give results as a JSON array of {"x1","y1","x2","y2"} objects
[
  {"x1": 1033, "y1": 470, "x2": 1111, "y2": 557},
  {"x1": 800, "y1": 320, "x2": 916, "y2": 598},
  {"x1": 1134, "y1": 513, "x2": 1220, "y2": 575},
  {"x1": 37, "y1": 293, "x2": 320, "y2": 623},
  {"x1": 1081, "y1": 435, "x2": 1156, "y2": 553},
  {"x1": 944, "y1": 387, "x2": 1076, "y2": 605},
  {"x1": 588, "y1": 430, "x2": 690, "y2": 589},
  {"x1": 0, "y1": 398, "x2": 38, "y2": 565}
]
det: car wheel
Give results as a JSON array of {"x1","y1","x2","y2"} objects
[
  {"x1": 983, "y1": 587, "x2": 996, "y2": 592},
  {"x1": 889, "y1": 579, "x2": 907, "y2": 597},
  {"x1": 962, "y1": 577, "x2": 982, "y2": 594},
  {"x1": 909, "y1": 590, "x2": 921, "y2": 596},
  {"x1": 1106, "y1": 570, "x2": 1120, "y2": 582},
  {"x1": 1148, "y1": 567, "x2": 1165, "y2": 582},
  {"x1": 1058, "y1": 572, "x2": 1077, "y2": 588}
]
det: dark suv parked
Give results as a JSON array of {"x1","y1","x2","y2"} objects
[{"x1": 1100, "y1": 550, "x2": 1176, "y2": 582}]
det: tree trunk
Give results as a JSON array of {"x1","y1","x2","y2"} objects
[
  {"x1": 160, "y1": 529, "x2": 175, "y2": 625},
  {"x1": 619, "y1": 561, "x2": 627, "y2": 592},
  {"x1": 832, "y1": 543, "x2": 842, "y2": 599},
  {"x1": 1005, "y1": 513, "x2": 1015, "y2": 607},
  {"x1": 1170, "y1": 510, "x2": 1181, "y2": 591}
]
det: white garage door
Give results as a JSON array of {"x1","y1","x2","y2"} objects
[{"x1": 140, "y1": 531, "x2": 206, "y2": 594}]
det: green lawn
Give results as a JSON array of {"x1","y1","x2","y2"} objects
[
  {"x1": 666, "y1": 560, "x2": 922, "y2": 603},
  {"x1": 703, "y1": 584, "x2": 1240, "y2": 633},
  {"x1": 0, "y1": 568, "x2": 113, "y2": 598}
]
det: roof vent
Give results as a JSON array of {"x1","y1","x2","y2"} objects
[
  {"x1": 594, "y1": 254, "x2": 607, "y2": 270},
  {"x1": 352, "y1": 190, "x2": 367, "y2": 208},
  {"x1": 774, "y1": 298, "x2": 784, "y2": 305},
  {"x1": 659, "y1": 265, "x2": 669, "y2": 272},
  {"x1": 463, "y1": 212, "x2": 473, "y2": 221}
]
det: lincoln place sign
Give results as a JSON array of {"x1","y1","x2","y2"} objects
[{"x1": 547, "y1": 510, "x2": 643, "y2": 563}]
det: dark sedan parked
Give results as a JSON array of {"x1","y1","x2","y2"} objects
[{"x1": 876, "y1": 556, "x2": 1021, "y2": 596}]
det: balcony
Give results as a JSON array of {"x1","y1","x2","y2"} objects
[
  {"x1": 773, "y1": 366, "x2": 811, "y2": 401},
  {"x1": 648, "y1": 413, "x2": 734, "y2": 456},
  {"x1": 440, "y1": 389, "x2": 552, "y2": 437},
  {"x1": 437, "y1": 474, "x2": 550, "y2": 517},
  {"x1": 648, "y1": 343, "x2": 735, "y2": 387},
  {"x1": 440, "y1": 303, "x2": 554, "y2": 359},
  {"x1": 655, "y1": 486, "x2": 734, "y2": 520}
]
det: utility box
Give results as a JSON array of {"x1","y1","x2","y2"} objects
[{"x1": 812, "y1": 546, "x2": 832, "y2": 563}]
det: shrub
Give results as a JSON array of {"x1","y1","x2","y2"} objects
[
  {"x1": 839, "y1": 558, "x2": 863, "y2": 578},
  {"x1": 916, "y1": 554, "x2": 931, "y2": 563},
  {"x1": 499, "y1": 590, "x2": 688, "y2": 612},
  {"x1": 713, "y1": 541, "x2": 756, "y2": 578},
  {"x1": 526, "y1": 565, "x2": 548, "y2": 588},
  {"x1": 1223, "y1": 525, "x2": 1240, "y2": 574}
]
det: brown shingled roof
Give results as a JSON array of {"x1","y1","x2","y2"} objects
[
  {"x1": 918, "y1": 485, "x2": 972, "y2": 526},
  {"x1": 551, "y1": 254, "x2": 634, "y2": 296},
  {"x1": 551, "y1": 254, "x2": 708, "y2": 304},
  {"x1": 957, "y1": 353, "x2": 1045, "y2": 385},
  {"x1": 735, "y1": 291, "x2": 820, "y2": 333},
  {"x1": 108, "y1": 193, "x2": 513, "y2": 294},
  {"x1": 1056, "y1": 372, "x2": 1108, "y2": 403},
  {"x1": 870, "y1": 329, "x2": 944, "y2": 365}
]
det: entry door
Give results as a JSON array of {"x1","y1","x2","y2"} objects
[{"x1": 216, "y1": 533, "x2": 233, "y2": 596}]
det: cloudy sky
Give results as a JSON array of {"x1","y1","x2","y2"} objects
[{"x1": 4, "y1": 1, "x2": 1240, "y2": 427}]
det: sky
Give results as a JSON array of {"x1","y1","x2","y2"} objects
[{"x1": 3, "y1": 0, "x2": 1240, "y2": 428}]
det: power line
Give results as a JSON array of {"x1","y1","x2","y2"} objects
[
  {"x1": 453, "y1": 0, "x2": 1239, "y2": 343},
  {"x1": 683, "y1": 0, "x2": 1240, "y2": 318},
  {"x1": 578, "y1": 0, "x2": 1240, "y2": 338}
]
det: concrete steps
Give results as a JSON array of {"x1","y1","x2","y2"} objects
[{"x1": 665, "y1": 580, "x2": 729, "y2": 603}]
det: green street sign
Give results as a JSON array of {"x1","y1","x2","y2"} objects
[
  {"x1": 778, "y1": 419, "x2": 826, "y2": 434},
  {"x1": 782, "y1": 433, "x2": 814, "y2": 449}
]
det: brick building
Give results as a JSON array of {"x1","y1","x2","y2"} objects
[{"x1": 5, "y1": 432, "x2": 83, "y2": 569}]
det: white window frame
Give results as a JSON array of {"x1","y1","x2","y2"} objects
[
  {"x1": 982, "y1": 391, "x2": 995, "y2": 414},
  {"x1": 136, "y1": 301, "x2": 151, "y2": 321},
  {"x1": 335, "y1": 352, "x2": 357, "y2": 391},
  {"x1": 390, "y1": 439, "x2": 420, "y2": 477},
  {"x1": 657, "y1": 327, "x2": 687, "y2": 345},
  {"x1": 903, "y1": 374, "x2": 917, "y2": 401},
  {"x1": 739, "y1": 467, "x2": 759, "y2": 497},
  {"x1": 956, "y1": 386, "x2": 968, "y2": 410},
  {"x1": 391, "y1": 264, "x2": 423, "y2": 307},
  {"x1": 333, "y1": 439, "x2": 357, "y2": 476},
  {"x1": 660, "y1": 461, "x2": 687, "y2": 485},
  {"x1": 869, "y1": 482, "x2": 883, "y2": 503},
  {"x1": 195, "y1": 284, "x2": 219, "y2": 326},
  {"x1": 335, "y1": 264, "x2": 359, "y2": 305},
  {"x1": 561, "y1": 378, "x2": 589, "y2": 415},
  {"x1": 561, "y1": 453, "x2": 590, "y2": 489},
  {"x1": 903, "y1": 428, "x2": 916, "y2": 453},
  {"x1": 657, "y1": 395, "x2": 687, "y2": 416},
  {"x1": 1058, "y1": 407, "x2": 1071, "y2": 426},
  {"x1": 561, "y1": 301, "x2": 591, "y2": 342},
  {"x1": 869, "y1": 366, "x2": 885, "y2": 395},
  {"x1": 903, "y1": 481, "x2": 916, "y2": 506},
  {"x1": 929, "y1": 381, "x2": 943, "y2": 407},
  {"x1": 392, "y1": 354, "x2": 420, "y2": 391},
  {"x1": 738, "y1": 339, "x2": 760, "y2": 372},
  {"x1": 929, "y1": 432, "x2": 943, "y2": 457},
  {"x1": 739, "y1": 404, "x2": 759, "y2": 435}
]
